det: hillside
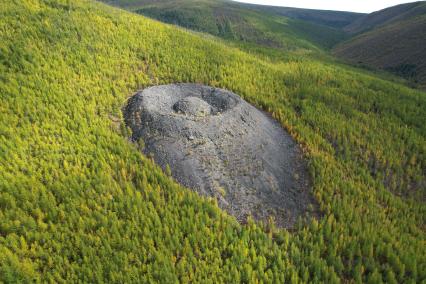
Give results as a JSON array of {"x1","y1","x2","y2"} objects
[
  {"x1": 1, "y1": 0, "x2": 425, "y2": 283},
  {"x1": 240, "y1": 3, "x2": 364, "y2": 29},
  {"x1": 344, "y1": 1, "x2": 426, "y2": 34},
  {"x1": 106, "y1": 0, "x2": 364, "y2": 28},
  {"x1": 103, "y1": 0, "x2": 353, "y2": 50},
  {"x1": 335, "y1": 3, "x2": 426, "y2": 88}
]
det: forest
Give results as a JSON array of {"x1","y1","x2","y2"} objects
[{"x1": 0, "y1": 0, "x2": 425, "y2": 282}]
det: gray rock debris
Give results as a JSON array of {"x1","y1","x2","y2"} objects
[{"x1": 124, "y1": 83, "x2": 316, "y2": 228}]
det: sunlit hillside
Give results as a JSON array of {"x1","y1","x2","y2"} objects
[
  {"x1": 0, "y1": 0, "x2": 425, "y2": 282},
  {"x1": 104, "y1": 0, "x2": 356, "y2": 50}
]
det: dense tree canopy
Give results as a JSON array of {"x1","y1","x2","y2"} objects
[{"x1": 0, "y1": 0, "x2": 425, "y2": 282}]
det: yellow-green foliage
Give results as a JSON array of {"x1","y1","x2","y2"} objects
[{"x1": 0, "y1": 0, "x2": 425, "y2": 282}]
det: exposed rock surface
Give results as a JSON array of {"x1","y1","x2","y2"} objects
[{"x1": 125, "y1": 84, "x2": 315, "y2": 228}]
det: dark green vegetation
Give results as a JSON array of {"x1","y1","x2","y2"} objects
[
  {"x1": 104, "y1": 0, "x2": 357, "y2": 50},
  {"x1": 105, "y1": 0, "x2": 363, "y2": 28},
  {"x1": 334, "y1": 1, "x2": 426, "y2": 88},
  {"x1": 240, "y1": 3, "x2": 363, "y2": 29},
  {"x1": 344, "y1": 1, "x2": 426, "y2": 34},
  {"x1": 110, "y1": 0, "x2": 426, "y2": 89},
  {"x1": 1, "y1": 0, "x2": 425, "y2": 283}
]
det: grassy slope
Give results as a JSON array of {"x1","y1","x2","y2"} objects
[
  {"x1": 105, "y1": 0, "x2": 350, "y2": 50},
  {"x1": 1, "y1": 0, "x2": 425, "y2": 282},
  {"x1": 334, "y1": 15, "x2": 426, "y2": 88}
]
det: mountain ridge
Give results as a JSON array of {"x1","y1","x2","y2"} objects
[
  {"x1": 344, "y1": 1, "x2": 426, "y2": 34},
  {"x1": 334, "y1": 2, "x2": 426, "y2": 88},
  {"x1": 102, "y1": 0, "x2": 360, "y2": 50},
  {"x1": 234, "y1": 1, "x2": 364, "y2": 28}
]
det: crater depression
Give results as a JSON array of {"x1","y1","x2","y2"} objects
[{"x1": 125, "y1": 84, "x2": 315, "y2": 227}]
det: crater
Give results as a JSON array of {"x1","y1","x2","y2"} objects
[{"x1": 124, "y1": 83, "x2": 316, "y2": 228}]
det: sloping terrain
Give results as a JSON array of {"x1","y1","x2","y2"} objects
[
  {"x1": 335, "y1": 15, "x2": 426, "y2": 88},
  {"x1": 106, "y1": 0, "x2": 363, "y2": 28},
  {"x1": 335, "y1": 3, "x2": 426, "y2": 88},
  {"x1": 104, "y1": 0, "x2": 353, "y2": 50},
  {"x1": 345, "y1": 1, "x2": 426, "y2": 34},
  {"x1": 0, "y1": 0, "x2": 425, "y2": 283},
  {"x1": 240, "y1": 3, "x2": 364, "y2": 29},
  {"x1": 105, "y1": 0, "x2": 426, "y2": 88}
]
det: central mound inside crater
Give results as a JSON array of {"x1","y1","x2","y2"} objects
[
  {"x1": 173, "y1": 97, "x2": 212, "y2": 116},
  {"x1": 125, "y1": 83, "x2": 315, "y2": 228}
]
